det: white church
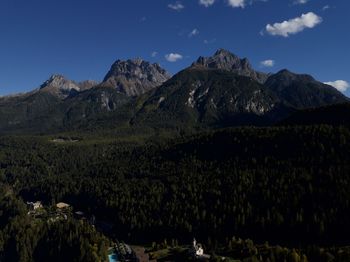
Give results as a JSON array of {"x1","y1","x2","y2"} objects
[{"x1": 191, "y1": 238, "x2": 210, "y2": 259}]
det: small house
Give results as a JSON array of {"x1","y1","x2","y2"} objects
[
  {"x1": 56, "y1": 202, "x2": 70, "y2": 209},
  {"x1": 27, "y1": 201, "x2": 43, "y2": 211},
  {"x1": 191, "y1": 238, "x2": 211, "y2": 260}
]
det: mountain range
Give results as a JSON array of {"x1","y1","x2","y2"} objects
[{"x1": 0, "y1": 49, "x2": 348, "y2": 133}]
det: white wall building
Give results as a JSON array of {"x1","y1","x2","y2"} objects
[
  {"x1": 193, "y1": 238, "x2": 204, "y2": 256},
  {"x1": 27, "y1": 201, "x2": 43, "y2": 210}
]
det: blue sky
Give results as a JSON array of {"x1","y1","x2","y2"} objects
[{"x1": 0, "y1": 0, "x2": 349, "y2": 96}]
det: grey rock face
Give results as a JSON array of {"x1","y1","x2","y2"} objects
[
  {"x1": 191, "y1": 49, "x2": 268, "y2": 83},
  {"x1": 101, "y1": 59, "x2": 171, "y2": 96},
  {"x1": 40, "y1": 75, "x2": 98, "y2": 98},
  {"x1": 41, "y1": 74, "x2": 79, "y2": 91},
  {"x1": 78, "y1": 80, "x2": 99, "y2": 91}
]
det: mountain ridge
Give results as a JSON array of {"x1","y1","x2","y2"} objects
[
  {"x1": 100, "y1": 58, "x2": 171, "y2": 96},
  {"x1": 0, "y1": 49, "x2": 348, "y2": 133},
  {"x1": 39, "y1": 74, "x2": 99, "y2": 99},
  {"x1": 191, "y1": 48, "x2": 269, "y2": 83}
]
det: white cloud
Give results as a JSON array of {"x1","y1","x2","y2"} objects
[
  {"x1": 266, "y1": 12, "x2": 322, "y2": 37},
  {"x1": 322, "y1": 5, "x2": 330, "y2": 11},
  {"x1": 199, "y1": 0, "x2": 215, "y2": 7},
  {"x1": 151, "y1": 51, "x2": 158, "y2": 58},
  {"x1": 165, "y1": 53, "x2": 183, "y2": 62},
  {"x1": 294, "y1": 0, "x2": 309, "y2": 5},
  {"x1": 168, "y1": 2, "x2": 184, "y2": 11},
  {"x1": 189, "y1": 29, "x2": 200, "y2": 37},
  {"x1": 227, "y1": 0, "x2": 246, "y2": 8},
  {"x1": 324, "y1": 80, "x2": 350, "y2": 92},
  {"x1": 202, "y1": 0, "x2": 266, "y2": 9},
  {"x1": 260, "y1": 60, "x2": 275, "y2": 67}
]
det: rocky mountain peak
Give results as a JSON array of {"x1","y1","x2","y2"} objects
[
  {"x1": 40, "y1": 74, "x2": 73, "y2": 89},
  {"x1": 101, "y1": 59, "x2": 171, "y2": 96},
  {"x1": 130, "y1": 58, "x2": 144, "y2": 66},
  {"x1": 265, "y1": 69, "x2": 347, "y2": 109},
  {"x1": 266, "y1": 69, "x2": 316, "y2": 87},
  {"x1": 40, "y1": 74, "x2": 80, "y2": 92},
  {"x1": 214, "y1": 48, "x2": 233, "y2": 55},
  {"x1": 39, "y1": 75, "x2": 97, "y2": 98},
  {"x1": 191, "y1": 49, "x2": 268, "y2": 83}
]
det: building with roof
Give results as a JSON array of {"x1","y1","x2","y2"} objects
[
  {"x1": 56, "y1": 202, "x2": 70, "y2": 209},
  {"x1": 191, "y1": 238, "x2": 211, "y2": 260},
  {"x1": 27, "y1": 201, "x2": 43, "y2": 210}
]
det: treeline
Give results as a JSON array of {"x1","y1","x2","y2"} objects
[{"x1": 0, "y1": 125, "x2": 350, "y2": 260}]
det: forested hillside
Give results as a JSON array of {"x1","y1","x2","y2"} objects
[
  {"x1": 0, "y1": 185, "x2": 109, "y2": 262},
  {"x1": 0, "y1": 124, "x2": 350, "y2": 260}
]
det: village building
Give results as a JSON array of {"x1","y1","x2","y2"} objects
[
  {"x1": 56, "y1": 202, "x2": 70, "y2": 209},
  {"x1": 113, "y1": 241, "x2": 137, "y2": 262},
  {"x1": 191, "y1": 238, "x2": 211, "y2": 260},
  {"x1": 27, "y1": 201, "x2": 43, "y2": 210},
  {"x1": 193, "y1": 238, "x2": 204, "y2": 256}
]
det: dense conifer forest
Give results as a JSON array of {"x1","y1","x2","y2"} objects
[{"x1": 1, "y1": 124, "x2": 350, "y2": 261}]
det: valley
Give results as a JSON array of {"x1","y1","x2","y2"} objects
[{"x1": 1, "y1": 49, "x2": 350, "y2": 261}]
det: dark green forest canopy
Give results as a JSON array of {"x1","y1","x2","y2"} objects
[
  {"x1": 0, "y1": 185, "x2": 110, "y2": 262},
  {"x1": 0, "y1": 125, "x2": 349, "y2": 247}
]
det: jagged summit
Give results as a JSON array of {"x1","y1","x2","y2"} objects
[
  {"x1": 191, "y1": 49, "x2": 268, "y2": 83},
  {"x1": 40, "y1": 74, "x2": 81, "y2": 98},
  {"x1": 214, "y1": 48, "x2": 236, "y2": 56},
  {"x1": 40, "y1": 74, "x2": 75, "y2": 90},
  {"x1": 0, "y1": 49, "x2": 348, "y2": 133},
  {"x1": 101, "y1": 58, "x2": 171, "y2": 96},
  {"x1": 39, "y1": 75, "x2": 98, "y2": 98}
]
